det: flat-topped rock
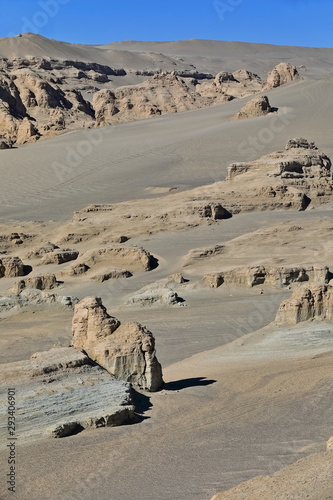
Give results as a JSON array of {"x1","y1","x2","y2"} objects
[{"x1": 0, "y1": 347, "x2": 134, "y2": 443}]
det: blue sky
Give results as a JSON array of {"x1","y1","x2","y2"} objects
[{"x1": 0, "y1": 0, "x2": 332, "y2": 47}]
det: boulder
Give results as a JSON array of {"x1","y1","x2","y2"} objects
[
  {"x1": 0, "y1": 139, "x2": 11, "y2": 149},
  {"x1": 232, "y1": 95, "x2": 272, "y2": 120},
  {"x1": 15, "y1": 117, "x2": 39, "y2": 144},
  {"x1": 264, "y1": 62, "x2": 300, "y2": 89},
  {"x1": 72, "y1": 297, "x2": 163, "y2": 391},
  {"x1": 275, "y1": 284, "x2": 333, "y2": 324},
  {"x1": 0, "y1": 256, "x2": 26, "y2": 278}
]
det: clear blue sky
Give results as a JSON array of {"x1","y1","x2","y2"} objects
[{"x1": 0, "y1": 0, "x2": 332, "y2": 47}]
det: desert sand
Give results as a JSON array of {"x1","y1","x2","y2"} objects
[{"x1": 0, "y1": 35, "x2": 333, "y2": 500}]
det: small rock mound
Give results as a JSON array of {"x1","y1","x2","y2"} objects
[
  {"x1": 40, "y1": 250, "x2": 79, "y2": 265},
  {"x1": 232, "y1": 95, "x2": 272, "y2": 120},
  {"x1": 264, "y1": 62, "x2": 300, "y2": 89},
  {"x1": 72, "y1": 297, "x2": 163, "y2": 391}
]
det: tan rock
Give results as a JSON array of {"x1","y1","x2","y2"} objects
[
  {"x1": 264, "y1": 62, "x2": 300, "y2": 89},
  {"x1": 91, "y1": 268, "x2": 133, "y2": 282},
  {"x1": 0, "y1": 256, "x2": 26, "y2": 278},
  {"x1": 16, "y1": 117, "x2": 39, "y2": 144},
  {"x1": 202, "y1": 265, "x2": 329, "y2": 288},
  {"x1": 40, "y1": 250, "x2": 79, "y2": 265},
  {"x1": 327, "y1": 437, "x2": 333, "y2": 451},
  {"x1": 276, "y1": 284, "x2": 333, "y2": 324},
  {"x1": 10, "y1": 273, "x2": 58, "y2": 293},
  {"x1": 232, "y1": 95, "x2": 272, "y2": 120},
  {"x1": 72, "y1": 297, "x2": 163, "y2": 391},
  {"x1": 77, "y1": 246, "x2": 155, "y2": 272}
]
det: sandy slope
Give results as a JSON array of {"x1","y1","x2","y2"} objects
[{"x1": 1, "y1": 75, "x2": 333, "y2": 222}]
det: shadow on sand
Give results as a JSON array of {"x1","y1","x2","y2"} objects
[{"x1": 163, "y1": 377, "x2": 217, "y2": 391}]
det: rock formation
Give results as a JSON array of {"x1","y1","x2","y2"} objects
[
  {"x1": 10, "y1": 273, "x2": 58, "y2": 293},
  {"x1": 92, "y1": 72, "x2": 208, "y2": 126},
  {"x1": 232, "y1": 95, "x2": 272, "y2": 120},
  {"x1": 202, "y1": 265, "x2": 330, "y2": 288},
  {"x1": 264, "y1": 62, "x2": 300, "y2": 89},
  {"x1": 227, "y1": 138, "x2": 331, "y2": 181},
  {"x1": 72, "y1": 297, "x2": 163, "y2": 391},
  {"x1": 76, "y1": 246, "x2": 156, "y2": 273},
  {"x1": 0, "y1": 289, "x2": 78, "y2": 313},
  {"x1": 224, "y1": 138, "x2": 332, "y2": 212},
  {"x1": 197, "y1": 70, "x2": 263, "y2": 100},
  {"x1": 0, "y1": 51, "x2": 301, "y2": 147},
  {"x1": 0, "y1": 256, "x2": 26, "y2": 278},
  {"x1": 275, "y1": 284, "x2": 333, "y2": 324},
  {"x1": 0, "y1": 347, "x2": 135, "y2": 441},
  {"x1": 40, "y1": 249, "x2": 79, "y2": 265},
  {"x1": 91, "y1": 268, "x2": 133, "y2": 282}
]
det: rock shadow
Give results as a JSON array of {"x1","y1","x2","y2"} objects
[
  {"x1": 164, "y1": 377, "x2": 217, "y2": 391},
  {"x1": 23, "y1": 264, "x2": 33, "y2": 276},
  {"x1": 131, "y1": 387, "x2": 153, "y2": 423}
]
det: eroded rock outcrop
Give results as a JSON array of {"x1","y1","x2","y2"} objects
[
  {"x1": 202, "y1": 266, "x2": 329, "y2": 288},
  {"x1": 0, "y1": 347, "x2": 135, "y2": 442},
  {"x1": 275, "y1": 284, "x2": 333, "y2": 324},
  {"x1": 264, "y1": 62, "x2": 300, "y2": 89},
  {"x1": 0, "y1": 289, "x2": 78, "y2": 313},
  {"x1": 93, "y1": 72, "x2": 206, "y2": 126},
  {"x1": 10, "y1": 273, "x2": 58, "y2": 294},
  {"x1": 40, "y1": 249, "x2": 79, "y2": 265},
  {"x1": 224, "y1": 138, "x2": 332, "y2": 212},
  {"x1": 232, "y1": 95, "x2": 272, "y2": 120},
  {"x1": 197, "y1": 70, "x2": 263, "y2": 100},
  {"x1": 76, "y1": 246, "x2": 156, "y2": 273},
  {"x1": 0, "y1": 256, "x2": 26, "y2": 278},
  {"x1": 72, "y1": 297, "x2": 163, "y2": 391},
  {"x1": 228, "y1": 138, "x2": 331, "y2": 181}
]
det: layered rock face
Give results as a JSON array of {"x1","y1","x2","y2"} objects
[
  {"x1": 72, "y1": 297, "x2": 163, "y2": 391},
  {"x1": 0, "y1": 347, "x2": 135, "y2": 442},
  {"x1": 228, "y1": 138, "x2": 331, "y2": 181},
  {"x1": 0, "y1": 289, "x2": 78, "y2": 313},
  {"x1": 225, "y1": 138, "x2": 332, "y2": 212},
  {"x1": 0, "y1": 256, "x2": 26, "y2": 278},
  {"x1": 202, "y1": 265, "x2": 329, "y2": 288},
  {"x1": 275, "y1": 284, "x2": 333, "y2": 324},
  {"x1": 264, "y1": 62, "x2": 300, "y2": 89},
  {"x1": 232, "y1": 95, "x2": 272, "y2": 120}
]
